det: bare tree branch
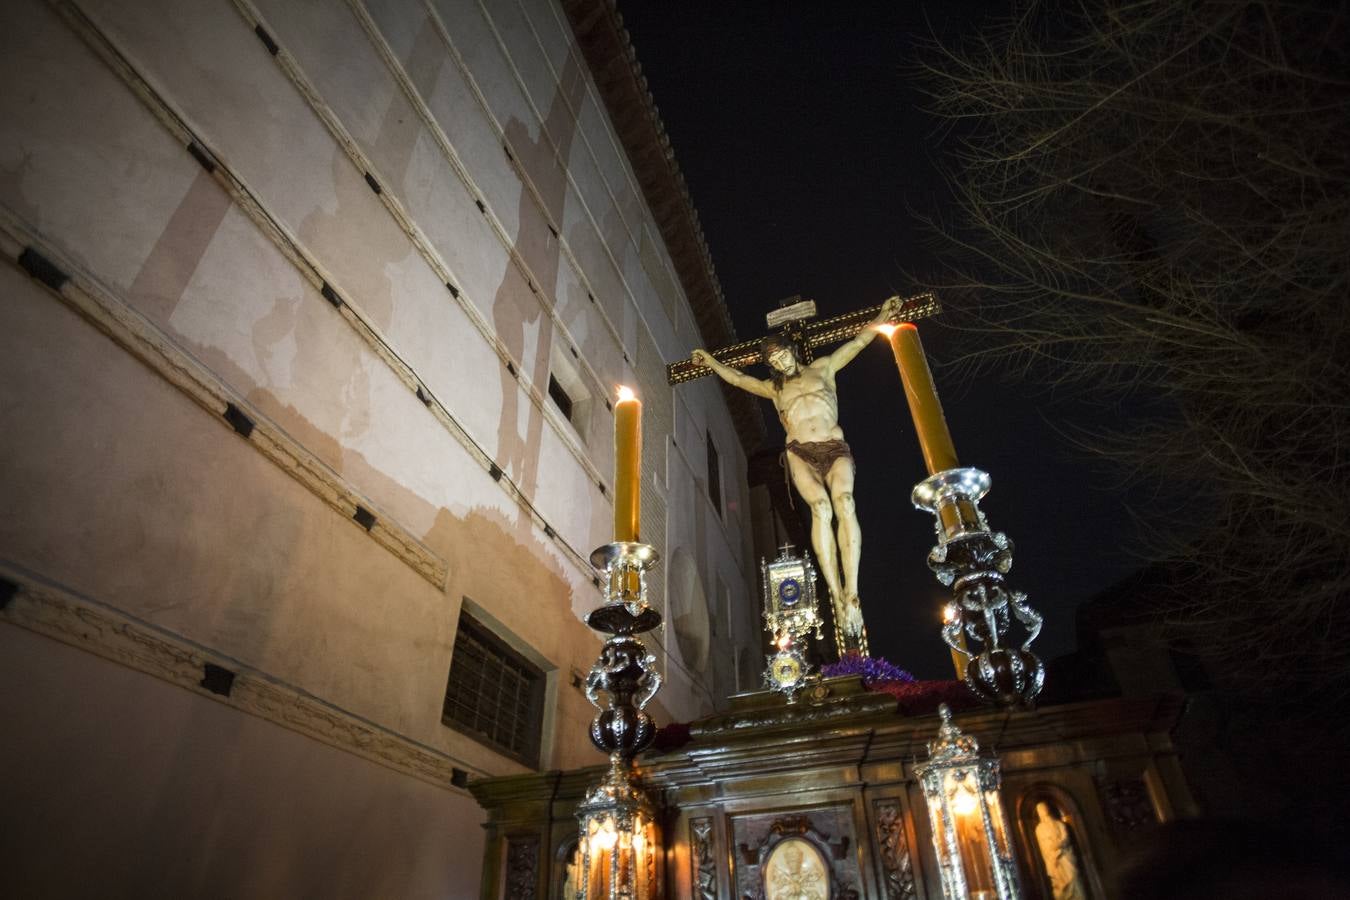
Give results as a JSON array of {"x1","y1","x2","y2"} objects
[{"x1": 917, "y1": 0, "x2": 1350, "y2": 695}]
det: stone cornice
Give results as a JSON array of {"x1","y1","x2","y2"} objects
[{"x1": 0, "y1": 564, "x2": 479, "y2": 793}]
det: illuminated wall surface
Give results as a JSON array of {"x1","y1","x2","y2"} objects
[{"x1": 0, "y1": 0, "x2": 760, "y2": 895}]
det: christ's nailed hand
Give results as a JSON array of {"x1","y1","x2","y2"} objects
[{"x1": 691, "y1": 348, "x2": 711, "y2": 367}]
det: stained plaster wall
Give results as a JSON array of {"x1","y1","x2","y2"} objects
[{"x1": 0, "y1": 0, "x2": 757, "y2": 894}]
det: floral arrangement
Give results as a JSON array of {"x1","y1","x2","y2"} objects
[
  {"x1": 821, "y1": 652, "x2": 916, "y2": 685},
  {"x1": 821, "y1": 652, "x2": 979, "y2": 715}
]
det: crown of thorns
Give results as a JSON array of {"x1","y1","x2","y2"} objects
[{"x1": 760, "y1": 334, "x2": 803, "y2": 362}]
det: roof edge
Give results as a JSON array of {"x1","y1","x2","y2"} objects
[{"x1": 561, "y1": 0, "x2": 767, "y2": 451}]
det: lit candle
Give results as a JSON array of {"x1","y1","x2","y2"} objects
[
  {"x1": 613, "y1": 385, "x2": 641, "y2": 542},
  {"x1": 881, "y1": 323, "x2": 959, "y2": 475}
]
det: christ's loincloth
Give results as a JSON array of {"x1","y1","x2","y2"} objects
[{"x1": 786, "y1": 439, "x2": 854, "y2": 479}]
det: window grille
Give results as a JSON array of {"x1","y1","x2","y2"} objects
[{"x1": 442, "y1": 612, "x2": 545, "y2": 767}]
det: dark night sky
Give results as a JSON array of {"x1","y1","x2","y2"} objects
[{"x1": 619, "y1": 3, "x2": 1143, "y2": 679}]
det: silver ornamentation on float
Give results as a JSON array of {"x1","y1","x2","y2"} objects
[
  {"x1": 912, "y1": 468, "x2": 1045, "y2": 708},
  {"x1": 761, "y1": 544, "x2": 825, "y2": 640},
  {"x1": 759, "y1": 545, "x2": 824, "y2": 700},
  {"x1": 763, "y1": 646, "x2": 811, "y2": 700},
  {"x1": 690, "y1": 817, "x2": 717, "y2": 900},
  {"x1": 575, "y1": 540, "x2": 665, "y2": 900},
  {"x1": 874, "y1": 798, "x2": 918, "y2": 900},
  {"x1": 588, "y1": 541, "x2": 662, "y2": 634},
  {"x1": 916, "y1": 704, "x2": 1023, "y2": 900}
]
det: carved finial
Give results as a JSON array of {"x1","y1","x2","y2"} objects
[{"x1": 928, "y1": 703, "x2": 979, "y2": 762}]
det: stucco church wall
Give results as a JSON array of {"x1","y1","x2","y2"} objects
[{"x1": 1, "y1": 0, "x2": 756, "y2": 894}]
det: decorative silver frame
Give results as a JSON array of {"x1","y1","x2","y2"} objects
[{"x1": 758, "y1": 545, "x2": 824, "y2": 699}]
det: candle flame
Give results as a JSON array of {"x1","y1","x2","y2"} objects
[
  {"x1": 943, "y1": 603, "x2": 960, "y2": 624},
  {"x1": 616, "y1": 385, "x2": 636, "y2": 403},
  {"x1": 588, "y1": 818, "x2": 619, "y2": 852},
  {"x1": 776, "y1": 634, "x2": 792, "y2": 651},
  {"x1": 951, "y1": 780, "x2": 980, "y2": 816},
  {"x1": 876, "y1": 323, "x2": 898, "y2": 337}
]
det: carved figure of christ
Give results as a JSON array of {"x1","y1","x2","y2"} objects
[{"x1": 692, "y1": 297, "x2": 901, "y2": 649}]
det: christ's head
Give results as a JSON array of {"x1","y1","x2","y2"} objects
[{"x1": 761, "y1": 335, "x2": 803, "y2": 385}]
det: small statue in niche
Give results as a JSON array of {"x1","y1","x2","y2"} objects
[
  {"x1": 1034, "y1": 801, "x2": 1088, "y2": 900},
  {"x1": 560, "y1": 842, "x2": 582, "y2": 900}
]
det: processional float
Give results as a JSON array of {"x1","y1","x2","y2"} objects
[
  {"x1": 571, "y1": 292, "x2": 1047, "y2": 899},
  {"x1": 669, "y1": 293, "x2": 1045, "y2": 900}
]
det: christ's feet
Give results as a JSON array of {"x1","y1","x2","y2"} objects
[{"x1": 840, "y1": 595, "x2": 865, "y2": 636}]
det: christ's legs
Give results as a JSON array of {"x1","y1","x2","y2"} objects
[
  {"x1": 825, "y1": 457, "x2": 860, "y2": 603},
  {"x1": 785, "y1": 453, "x2": 843, "y2": 604},
  {"x1": 825, "y1": 457, "x2": 865, "y2": 639}
]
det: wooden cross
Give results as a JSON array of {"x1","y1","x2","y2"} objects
[{"x1": 666, "y1": 291, "x2": 941, "y2": 385}]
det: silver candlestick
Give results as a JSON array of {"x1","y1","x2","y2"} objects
[
  {"x1": 573, "y1": 540, "x2": 664, "y2": 900},
  {"x1": 913, "y1": 468, "x2": 1044, "y2": 708}
]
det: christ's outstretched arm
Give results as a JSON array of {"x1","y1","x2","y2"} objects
[
  {"x1": 823, "y1": 297, "x2": 901, "y2": 375},
  {"x1": 691, "y1": 348, "x2": 777, "y2": 399}
]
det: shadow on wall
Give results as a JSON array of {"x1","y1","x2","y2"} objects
[
  {"x1": 667, "y1": 546, "x2": 712, "y2": 710},
  {"x1": 494, "y1": 53, "x2": 588, "y2": 520}
]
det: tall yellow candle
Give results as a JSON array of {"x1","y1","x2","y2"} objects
[
  {"x1": 613, "y1": 385, "x2": 641, "y2": 542},
  {"x1": 884, "y1": 323, "x2": 960, "y2": 475}
]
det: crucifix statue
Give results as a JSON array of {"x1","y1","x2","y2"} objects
[{"x1": 668, "y1": 292, "x2": 940, "y2": 656}]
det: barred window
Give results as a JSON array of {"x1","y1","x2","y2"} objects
[{"x1": 442, "y1": 612, "x2": 545, "y2": 767}]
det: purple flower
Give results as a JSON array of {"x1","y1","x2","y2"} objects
[{"x1": 821, "y1": 653, "x2": 916, "y2": 685}]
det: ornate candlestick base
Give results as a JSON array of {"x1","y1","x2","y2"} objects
[
  {"x1": 575, "y1": 541, "x2": 664, "y2": 900},
  {"x1": 588, "y1": 542, "x2": 661, "y2": 633},
  {"x1": 584, "y1": 542, "x2": 664, "y2": 756},
  {"x1": 913, "y1": 468, "x2": 1044, "y2": 708}
]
